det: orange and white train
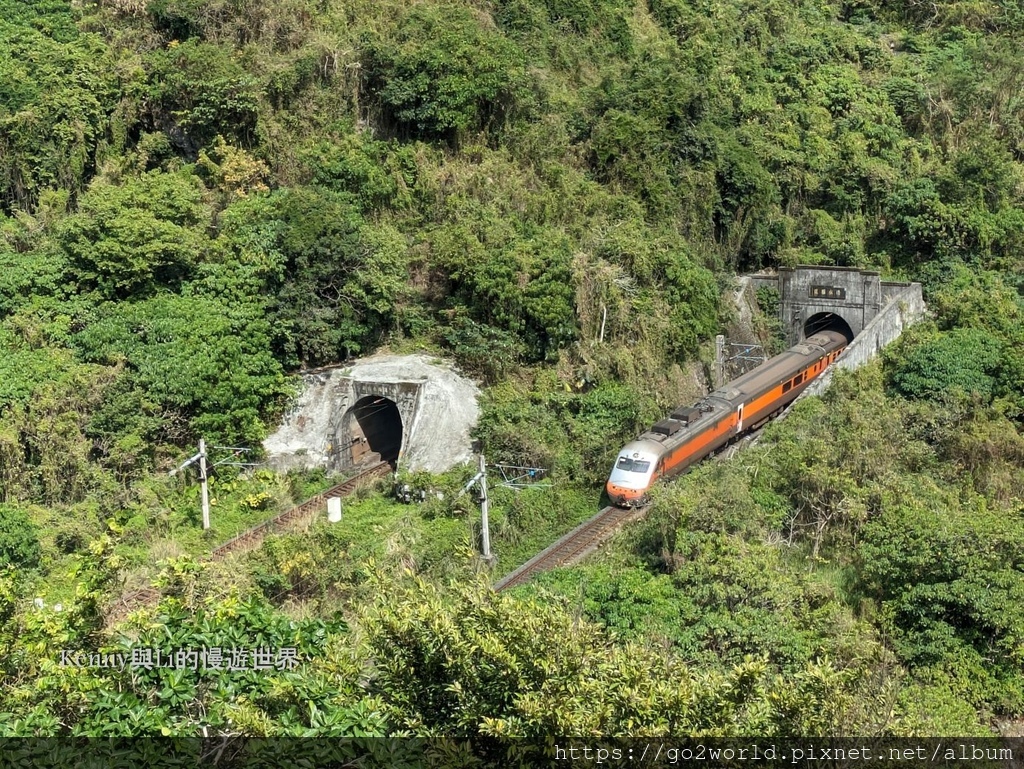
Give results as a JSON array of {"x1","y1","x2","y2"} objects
[{"x1": 606, "y1": 330, "x2": 848, "y2": 507}]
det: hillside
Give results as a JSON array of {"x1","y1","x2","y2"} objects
[{"x1": 0, "y1": 0, "x2": 1022, "y2": 746}]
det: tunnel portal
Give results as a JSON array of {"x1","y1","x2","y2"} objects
[
  {"x1": 775, "y1": 266, "x2": 886, "y2": 346},
  {"x1": 263, "y1": 354, "x2": 483, "y2": 475},
  {"x1": 804, "y1": 312, "x2": 854, "y2": 343},
  {"x1": 346, "y1": 395, "x2": 403, "y2": 467}
]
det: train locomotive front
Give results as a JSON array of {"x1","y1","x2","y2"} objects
[
  {"x1": 605, "y1": 330, "x2": 848, "y2": 507},
  {"x1": 606, "y1": 439, "x2": 664, "y2": 507}
]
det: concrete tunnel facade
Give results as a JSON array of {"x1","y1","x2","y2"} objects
[{"x1": 264, "y1": 354, "x2": 481, "y2": 475}]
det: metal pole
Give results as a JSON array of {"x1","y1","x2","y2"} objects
[
  {"x1": 479, "y1": 454, "x2": 492, "y2": 563},
  {"x1": 199, "y1": 438, "x2": 210, "y2": 530},
  {"x1": 715, "y1": 334, "x2": 725, "y2": 388}
]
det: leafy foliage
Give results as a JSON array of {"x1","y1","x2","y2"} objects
[
  {"x1": 145, "y1": 40, "x2": 263, "y2": 153},
  {"x1": 363, "y1": 5, "x2": 529, "y2": 142},
  {"x1": 887, "y1": 326, "x2": 1003, "y2": 405},
  {"x1": 363, "y1": 576, "x2": 863, "y2": 738},
  {"x1": 59, "y1": 171, "x2": 207, "y2": 300},
  {"x1": 0, "y1": 506, "x2": 41, "y2": 568},
  {"x1": 858, "y1": 499, "x2": 1024, "y2": 711},
  {"x1": 74, "y1": 292, "x2": 287, "y2": 446},
  {"x1": 225, "y1": 187, "x2": 409, "y2": 368},
  {"x1": 0, "y1": 2, "x2": 122, "y2": 211}
]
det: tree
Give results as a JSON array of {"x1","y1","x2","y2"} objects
[
  {"x1": 887, "y1": 326, "x2": 1003, "y2": 406},
  {"x1": 58, "y1": 170, "x2": 207, "y2": 300},
  {"x1": 219, "y1": 187, "x2": 407, "y2": 368},
  {"x1": 0, "y1": 4, "x2": 122, "y2": 211},
  {"x1": 363, "y1": 5, "x2": 528, "y2": 142},
  {"x1": 74, "y1": 292, "x2": 287, "y2": 446},
  {"x1": 145, "y1": 39, "x2": 263, "y2": 154},
  {"x1": 857, "y1": 498, "x2": 1024, "y2": 712},
  {"x1": 0, "y1": 506, "x2": 41, "y2": 569},
  {"x1": 362, "y1": 574, "x2": 863, "y2": 740}
]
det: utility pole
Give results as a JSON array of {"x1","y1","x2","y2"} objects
[
  {"x1": 460, "y1": 455, "x2": 496, "y2": 567},
  {"x1": 715, "y1": 334, "x2": 725, "y2": 388},
  {"x1": 198, "y1": 438, "x2": 210, "y2": 530},
  {"x1": 479, "y1": 454, "x2": 492, "y2": 564},
  {"x1": 170, "y1": 439, "x2": 253, "y2": 531}
]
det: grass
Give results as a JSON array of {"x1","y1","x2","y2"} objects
[
  {"x1": 21, "y1": 467, "x2": 356, "y2": 605},
  {"x1": 486, "y1": 482, "x2": 604, "y2": 581}
]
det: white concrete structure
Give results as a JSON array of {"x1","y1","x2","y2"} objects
[
  {"x1": 799, "y1": 283, "x2": 927, "y2": 399},
  {"x1": 264, "y1": 354, "x2": 481, "y2": 474}
]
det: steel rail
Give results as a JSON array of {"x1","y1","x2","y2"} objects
[
  {"x1": 211, "y1": 461, "x2": 391, "y2": 558},
  {"x1": 107, "y1": 462, "x2": 391, "y2": 621},
  {"x1": 492, "y1": 410, "x2": 789, "y2": 592},
  {"x1": 493, "y1": 504, "x2": 649, "y2": 592}
]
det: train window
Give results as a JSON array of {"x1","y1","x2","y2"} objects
[
  {"x1": 794, "y1": 373, "x2": 804, "y2": 385},
  {"x1": 782, "y1": 381, "x2": 792, "y2": 393},
  {"x1": 616, "y1": 457, "x2": 651, "y2": 474}
]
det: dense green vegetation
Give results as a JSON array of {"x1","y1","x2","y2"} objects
[{"x1": 0, "y1": 0, "x2": 1022, "y2": 747}]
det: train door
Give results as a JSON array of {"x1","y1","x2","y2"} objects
[{"x1": 736, "y1": 404, "x2": 744, "y2": 433}]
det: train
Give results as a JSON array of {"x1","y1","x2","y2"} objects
[{"x1": 606, "y1": 330, "x2": 848, "y2": 507}]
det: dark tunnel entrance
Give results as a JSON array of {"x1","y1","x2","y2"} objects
[
  {"x1": 346, "y1": 396, "x2": 403, "y2": 468},
  {"x1": 804, "y1": 312, "x2": 855, "y2": 343}
]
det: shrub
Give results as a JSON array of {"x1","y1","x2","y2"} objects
[
  {"x1": 888, "y1": 326, "x2": 1003, "y2": 405},
  {"x1": 363, "y1": 5, "x2": 528, "y2": 142},
  {"x1": 0, "y1": 506, "x2": 41, "y2": 569}
]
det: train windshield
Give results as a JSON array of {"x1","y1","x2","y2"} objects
[{"x1": 616, "y1": 456, "x2": 651, "y2": 474}]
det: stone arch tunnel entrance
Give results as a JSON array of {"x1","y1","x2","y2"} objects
[
  {"x1": 345, "y1": 395, "x2": 403, "y2": 467},
  {"x1": 804, "y1": 311, "x2": 854, "y2": 343}
]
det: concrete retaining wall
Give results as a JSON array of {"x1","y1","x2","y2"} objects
[
  {"x1": 798, "y1": 283, "x2": 927, "y2": 399},
  {"x1": 747, "y1": 274, "x2": 779, "y2": 292}
]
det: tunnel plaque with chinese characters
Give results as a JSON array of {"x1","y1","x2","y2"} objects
[{"x1": 808, "y1": 285, "x2": 846, "y2": 300}]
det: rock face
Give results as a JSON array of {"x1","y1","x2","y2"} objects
[{"x1": 263, "y1": 354, "x2": 481, "y2": 474}]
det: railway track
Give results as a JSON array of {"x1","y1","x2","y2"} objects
[
  {"x1": 493, "y1": 503, "x2": 649, "y2": 592},
  {"x1": 492, "y1": 412, "x2": 785, "y2": 592},
  {"x1": 107, "y1": 462, "x2": 391, "y2": 622},
  {"x1": 110, "y1": 400, "x2": 779, "y2": 614},
  {"x1": 211, "y1": 461, "x2": 392, "y2": 559}
]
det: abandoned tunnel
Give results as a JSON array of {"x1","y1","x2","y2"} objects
[{"x1": 346, "y1": 395, "x2": 403, "y2": 467}]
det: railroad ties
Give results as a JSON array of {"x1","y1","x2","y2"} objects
[
  {"x1": 491, "y1": 398, "x2": 801, "y2": 593},
  {"x1": 210, "y1": 461, "x2": 391, "y2": 559},
  {"x1": 106, "y1": 461, "x2": 391, "y2": 623},
  {"x1": 493, "y1": 504, "x2": 649, "y2": 592}
]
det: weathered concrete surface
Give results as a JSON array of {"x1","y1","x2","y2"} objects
[
  {"x1": 779, "y1": 265, "x2": 883, "y2": 345},
  {"x1": 743, "y1": 267, "x2": 923, "y2": 347},
  {"x1": 799, "y1": 282, "x2": 926, "y2": 399},
  {"x1": 264, "y1": 354, "x2": 481, "y2": 474}
]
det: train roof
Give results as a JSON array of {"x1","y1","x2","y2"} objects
[
  {"x1": 708, "y1": 330, "x2": 846, "y2": 404},
  {"x1": 629, "y1": 330, "x2": 847, "y2": 447},
  {"x1": 618, "y1": 438, "x2": 668, "y2": 456}
]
